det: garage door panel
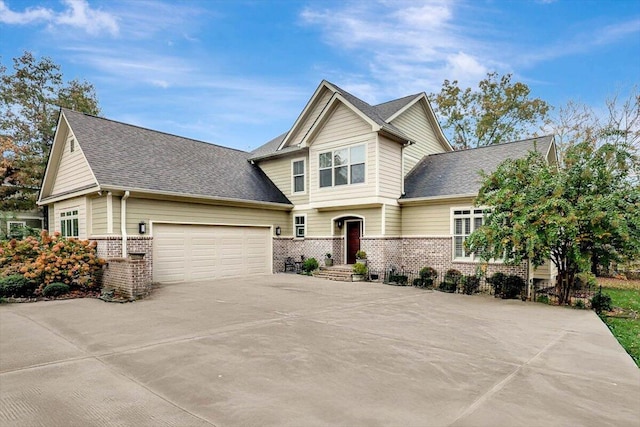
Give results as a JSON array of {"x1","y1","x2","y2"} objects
[{"x1": 153, "y1": 224, "x2": 270, "y2": 283}]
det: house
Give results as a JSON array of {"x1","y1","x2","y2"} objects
[
  {"x1": 37, "y1": 80, "x2": 558, "y2": 286},
  {"x1": 1, "y1": 209, "x2": 44, "y2": 240}
]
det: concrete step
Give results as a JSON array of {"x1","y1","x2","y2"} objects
[{"x1": 313, "y1": 265, "x2": 355, "y2": 282}]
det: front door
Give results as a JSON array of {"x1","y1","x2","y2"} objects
[{"x1": 346, "y1": 221, "x2": 361, "y2": 264}]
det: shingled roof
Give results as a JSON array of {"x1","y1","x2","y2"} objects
[
  {"x1": 403, "y1": 135, "x2": 555, "y2": 199},
  {"x1": 60, "y1": 109, "x2": 291, "y2": 205}
]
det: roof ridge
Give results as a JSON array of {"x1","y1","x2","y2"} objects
[
  {"x1": 373, "y1": 93, "x2": 422, "y2": 107},
  {"x1": 424, "y1": 135, "x2": 553, "y2": 157},
  {"x1": 61, "y1": 108, "x2": 250, "y2": 155}
]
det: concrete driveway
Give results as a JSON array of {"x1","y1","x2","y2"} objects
[{"x1": 1, "y1": 274, "x2": 638, "y2": 426}]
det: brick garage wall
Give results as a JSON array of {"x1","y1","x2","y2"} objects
[
  {"x1": 101, "y1": 257, "x2": 151, "y2": 300},
  {"x1": 93, "y1": 236, "x2": 153, "y2": 300},
  {"x1": 273, "y1": 237, "x2": 343, "y2": 272}
]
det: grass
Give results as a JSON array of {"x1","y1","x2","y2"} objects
[{"x1": 597, "y1": 278, "x2": 640, "y2": 368}]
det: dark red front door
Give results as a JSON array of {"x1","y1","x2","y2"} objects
[{"x1": 346, "y1": 221, "x2": 361, "y2": 264}]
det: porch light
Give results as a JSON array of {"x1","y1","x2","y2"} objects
[
  {"x1": 337, "y1": 220, "x2": 343, "y2": 229},
  {"x1": 138, "y1": 221, "x2": 146, "y2": 234},
  {"x1": 275, "y1": 226, "x2": 281, "y2": 236}
]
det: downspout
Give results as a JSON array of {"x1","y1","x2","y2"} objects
[{"x1": 121, "y1": 191, "x2": 130, "y2": 258}]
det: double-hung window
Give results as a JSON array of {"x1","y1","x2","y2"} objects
[
  {"x1": 60, "y1": 209, "x2": 79, "y2": 238},
  {"x1": 318, "y1": 144, "x2": 365, "y2": 188},
  {"x1": 453, "y1": 209, "x2": 486, "y2": 260},
  {"x1": 294, "y1": 215, "x2": 306, "y2": 238},
  {"x1": 7, "y1": 221, "x2": 26, "y2": 238},
  {"x1": 292, "y1": 159, "x2": 305, "y2": 193}
]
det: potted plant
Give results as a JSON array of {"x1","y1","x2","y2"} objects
[
  {"x1": 324, "y1": 253, "x2": 333, "y2": 267},
  {"x1": 355, "y1": 250, "x2": 367, "y2": 265},
  {"x1": 352, "y1": 262, "x2": 368, "y2": 281}
]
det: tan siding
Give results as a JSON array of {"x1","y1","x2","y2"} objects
[
  {"x1": 51, "y1": 133, "x2": 96, "y2": 195},
  {"x1": 402, "y1": 197, "x2": 475, "y2": 235},
  {"x1": 311, "y1": 103, "x2": 371, "y2": 146},
  {"x1": 384, "y1": 204, "x2": 402, "y2": 236},
  {"x1": 258, "y1": 156, "x2": 309, "y2": 205},
  {"x1": 533, "y1": 261, "x2": 558, "y2": 280},
  {"x1": 287, "y1": 88, "x2": 333, "y2": 147},
  {"x1": 378, "y1": 135, "x2": 402, "y2": 198},
  {"x1": 51, "y1": 196, "x2": 88, "y2": 239},
  {"x1": 91, "y1": 196, "x2": 107, "y2": 235},
  {"x1": 391, "y1": 102, "x2": 448, "y2": 175},
  {"x1": 112, "y1": 197, "x2": 121, "y2": 233},
  {"x1": 301, "y1": 207, "x2": 382, "y2": 237},
  {"x1": 126, "y1": 198, "x2": 290, "y2": 236},
  {"x1": 47, "y1": 207, "x2": 54, "y2": 233}
]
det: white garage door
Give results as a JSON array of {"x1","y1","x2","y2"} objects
[{"x1": 153, "y1": 224, "x2": 271, "y2": 283}]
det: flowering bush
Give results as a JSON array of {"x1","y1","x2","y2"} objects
[{"x1": 0, "y1": 230, "x2": 105, "y2": 293}]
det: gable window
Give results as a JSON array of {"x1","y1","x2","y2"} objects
[
  {"x1": 453, "y1": 209, "x2": 486, "y2": 260},
  {"x1": 60, "y1": 209, "x2": 79, "y2": 238},
  {"x1": 294, "y1": 215, "x2": 306, "y2": 238},
  {"x1": 70, "y1": 138, "x2": 75, "y2": 152},
  {"x1": 292, "y1": 159, "x2": 305, "y2": 193},
  {"x1": 7, "y1": 221, "x2": 26, "y2": 238},
  {"x1": 318, "y1": 144, "x2": 366, "y2": 188}
]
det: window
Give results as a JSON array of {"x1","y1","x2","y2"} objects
[
  {"x1": 70, "y1": 138, "x2": 75, "y2": 152},
  {"x1": 294, "y1": 215, "x2": 305, "y2": 238},
  {"x1": 7, "y1": 221, "x2": 26, "y2": 238},
  {"x1": 60, "y1": 209, "x2": 79, "y2": 238},
  {"x1": 318, "y1": 144, "x2": 366, "y2": 188},
  {"x1": 453, "y1": 209, "x2": 486, "y2": 260},
  {"x1": 292, "y1": 159, "x2": 305, "y2": 193}
]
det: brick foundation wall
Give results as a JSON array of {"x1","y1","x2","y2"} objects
[
  {"x1": 275, "y1": 235, "x2": 527, "y2": 283},
  {"x1": 273, "y1": 237, "x2": 343, "y2": 272}
]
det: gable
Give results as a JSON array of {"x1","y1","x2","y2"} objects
[
  {"x1": 40, "y1": 113, "x2": 98, "y2": 201},
  {"x1": 281, "y1": 85, "x2": 334, "y2": 148},
  {"x1": 308, "y1": 102, "x2": 372, "y2": 146}
]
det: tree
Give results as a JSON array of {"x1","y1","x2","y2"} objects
[
  {"x1": 1, "y1": 51, "x2": 100, "y2": 212},
  {"x1": 431, "y1": 72, "x2": 550, "y2": 149},
  {"x1": 550, "y1": 87, "x2": 639, "y2": 160},
  {"x1": 466, "y1": 142, "x2": 640, "y2": 305}
]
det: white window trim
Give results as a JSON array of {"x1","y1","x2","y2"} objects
[
  {"x1": 7, "y1": 221, "x2": 26, "y2": 236},
  {"x1": 450, "y1": 207, "x2": 488, "y2": 262},
  {"x1": 60, "y1": 208, "x2": 80, "y2": 238},
  {"x1": 291, "y1": 158, "x2": 306, "y2": 195},
  {"x1": 294, "y1": 214, "x2": 307, "y2": 239},
  {"x1": 318, "y1": 143, "x2": 366, "y2": 189}
]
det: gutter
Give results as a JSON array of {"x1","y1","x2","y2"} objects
[
  {"x1": 398, "y1": 193, "x2": 477, "y2": 205},
  {"x1": 121, "y1": 191, "x2": 130, "y2": 258}
]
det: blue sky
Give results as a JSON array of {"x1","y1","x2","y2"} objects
[{"x1": 1, "y1": 0, "x2": 638, "y2": 151}]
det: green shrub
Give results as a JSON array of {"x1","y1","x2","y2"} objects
[
  {"x1": 413, "y1": 278, "x2": 423, "y2": 287},
  {"x1": 462, "y1": 275, "x2": 480, "y2": 295},
  {"x1": 574, "y1": 299, "x2": 586, "y2": 309},
  {"x1": 0, "y1": 274, "x2": 34, "y2": 297},
  {"x1": 503, "y1": 275, "x2": 525, "y2": 299},
  {"x1": 536, "y1": 294, "x2": 550, "y2": 304},
  {"x1": 352, "y1": 262, "x2": 368, "y2": 275},
  {"x1": 355, "y1": 250, "x2": 367, "y2": 259},
  {"x1": 591, "y1": 291, "x2": 612, "y2": 314},
  {"x1": 487, "y1": 272, "x2": 507, "y2": 296},
  {"x1": 302, "y1": 257, "x2": 319, "y2": 273},
  {"x1": 388, "y1": 274, "x2": 408, "y2": 285},
  {"x1": 419, "y1": 267, "x2": 438, "y2": 288},
  {"x1": 42, "y1": 282, "x2": 70, "y2": 297},
  {"x1": 575, "y1": 272, "x2": 597, "y2": 290},
  {"x1": 438, "y1": 281, "x2": 457, "y2": 293}
]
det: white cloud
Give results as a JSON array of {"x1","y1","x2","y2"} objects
[
  {"x1": 0, "y1": 0, "x2": 118, "y2": 36},
  {"x1": 0, "y1": 1, "x2": 52, "y2": 24}
]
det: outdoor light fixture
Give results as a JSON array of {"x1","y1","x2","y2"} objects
[
  {"x1": 337, "y1": 220, "x2": 343, "y2": 229},
  {"x1": 138, "y1": 221, "x2": 146, "y2": 234},
  {"x1": 275, "y1": 226, "x2": 281, "y2": 236}
]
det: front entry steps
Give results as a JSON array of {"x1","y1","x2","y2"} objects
[{"x1": 313, "y1": 265, "x2": 354, "y2": 282}]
